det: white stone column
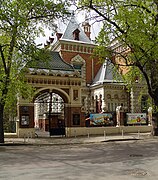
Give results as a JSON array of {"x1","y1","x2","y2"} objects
[
  {"x1": 130, "y1": 88, "x2": 134, "y2": 113},
  {"x1": 93, "y1": 99, "x2": 96, "y2": 113},
  {"x1": 102, "y1": 99, "x2": 106, "y2": 112},
  {"x1": 116, "y1": 106, "x2": 121, "y2": 127}
]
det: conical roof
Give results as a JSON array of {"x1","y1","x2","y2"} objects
[
  {"x1": 62, "y1": 15, "x2": 92, "y2": 43},
  {"x1": 92, "y1": 60, "x2": 123, "y2": 85}
]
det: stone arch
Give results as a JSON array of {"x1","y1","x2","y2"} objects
[
  {"x1": 33, "y1": 87, "x2": 71, "y2": 132},
  {"x1": 34, "y1": 87, "x2": 70, "y2": 104}
]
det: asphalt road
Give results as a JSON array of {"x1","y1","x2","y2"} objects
[{"x1": 0, "y1": 139, "x2": 158, "y2": 180}]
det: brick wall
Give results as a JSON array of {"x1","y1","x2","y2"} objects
[{"x1": 61, "y1": 50, "x2": 101, "y2": 84}]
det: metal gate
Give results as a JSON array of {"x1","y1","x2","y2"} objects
[{"x1": 35, "y1": 91, "x2": 65, "y2": 136}]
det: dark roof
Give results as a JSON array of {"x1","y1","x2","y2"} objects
[
  {"x1": 28, "y1": 51, "x2": 74, "y2": 71},
  {"x1": 92, "y1": 60, "x2": 123, "y2": 85},
  {"x1": 62, "y1": 15, "x2": 92, "y2": 43}
]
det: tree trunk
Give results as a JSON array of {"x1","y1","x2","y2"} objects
[{"x1": 0, "y1": 103, "x2": 4, "y2": 143}]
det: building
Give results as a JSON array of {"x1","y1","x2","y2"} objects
[{"x1": 17, "y1": 14, "x2": 150, "y2": 137}]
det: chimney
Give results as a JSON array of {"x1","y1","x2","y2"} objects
[{"x1": 82, "y1": 21, "x2": 91, "y2": 39}]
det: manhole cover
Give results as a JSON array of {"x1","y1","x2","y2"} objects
[
  {"x1": 129, "y1": 154, "x2": 143, "y2": 157},
  {"x1": 124, "y1": 168, "x2": 148, "y2": 177}
]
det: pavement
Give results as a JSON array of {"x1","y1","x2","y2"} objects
[{"x1": 1, "y1": 132, "x2": 155, "y2": 146}]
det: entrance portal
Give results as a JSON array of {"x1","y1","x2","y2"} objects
[{"x1": 34, "y1": 91, "x2": 65, "y2": 136}]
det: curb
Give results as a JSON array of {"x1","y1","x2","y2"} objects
[{"x1": 0, "y1": 137, "x2": 142, "y2": 146}]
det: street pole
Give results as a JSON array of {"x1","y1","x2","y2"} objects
[{"x1": 49, "y1": 91, "x2": 52, "y2": 136}]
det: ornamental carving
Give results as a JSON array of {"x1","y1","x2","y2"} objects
[{"x1": 71, "y1": 54, "x2": 85, "y2": 64}]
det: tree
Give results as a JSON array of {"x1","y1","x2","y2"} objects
[
  {"x1": 0, "y1": 0, "x2": 70, "y2": 143},
  {"x1": 78, "y1": 0, "x2": 158, "y2": 110}
]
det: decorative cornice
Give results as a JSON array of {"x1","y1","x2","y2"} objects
[{"x1": 26, "y1": 74, "x2": 82, "y2": 87}]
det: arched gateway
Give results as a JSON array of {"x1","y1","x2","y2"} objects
[
  {"x1": 16, "y1": 15, "x2": 102, "y2": 137},
  {"x1": 34, "y1": 88, "x2": 69, "y2": 135},
  {"x1": 17, "y1": 51, "x2": 85, "y2": 137}
]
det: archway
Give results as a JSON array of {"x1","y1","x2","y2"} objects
[{"x1": 34, "y1": 88, "x2": 69, "y2": 136}]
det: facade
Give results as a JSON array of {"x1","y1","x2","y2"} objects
[{"x1": 17, "y1": 14, "x2": 149, "y2": 137}]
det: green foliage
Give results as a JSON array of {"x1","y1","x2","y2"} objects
[
  {"x1": 0, "y1": 0, "x2": 70, "y2": 141},
  {"x1": 79, "y1": 0, "x2": 158, "y2": 106},
  {"x1": 0, "y1": 0, "x2": 70, "y2": 105}
]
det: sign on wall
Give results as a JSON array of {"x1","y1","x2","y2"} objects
[
  {"x1": 89, "y1": 113, "x2": 113, "y2": 126},
  {"x1": 126, "y1": 113, "x2": 147, "y2": 125},
  {"x1": 21, "y1": 115, "x2": 29, "y2": 125}
]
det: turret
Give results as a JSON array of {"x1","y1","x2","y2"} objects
[{"x1": 82, "y1": 14, "x2": 91, "y2": 39}]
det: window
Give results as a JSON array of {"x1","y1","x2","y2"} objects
[
  {"x1": 73, "y1": 28, "x2": 80, "y2": 41},
  {"x1": 73, "y1": 90, "x2": 78, "y2": 100},
  {"x1": 73, "y1": 64, "x2": 82, "y2": 75},
  {"x1": 111, "y1": 103, "x2": 113, "y2": 111},
  {"x1": 21, "y1": 106, "x2": 29, "y2": 113}
]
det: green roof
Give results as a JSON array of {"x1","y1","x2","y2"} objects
[{"x1": 29, "y1": 51, "x2": 74, "y2": 71}]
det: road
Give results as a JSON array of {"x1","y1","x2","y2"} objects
[{"x1": 0, "y1": 139, "x2": 158, "y2": 180}]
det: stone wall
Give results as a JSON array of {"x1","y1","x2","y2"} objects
[{"x1": 66, "y1": 126, "x2": 152, "y2": 137}]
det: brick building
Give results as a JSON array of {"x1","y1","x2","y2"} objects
[{"x1": 17, "y1": 14, "x2": 149, "y2": 137}]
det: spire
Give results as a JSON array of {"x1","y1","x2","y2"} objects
[{"x1": 62, "y1": 13, "x2": 92, "y2": 43}]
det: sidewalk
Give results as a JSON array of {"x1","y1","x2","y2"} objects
[{"x1": 1, "y1": 132, "x2": 154, "y2": 146}]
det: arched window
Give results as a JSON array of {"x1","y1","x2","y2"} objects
[{"x1": 73, "y1": 28, "x2": 80, "y2": 41}]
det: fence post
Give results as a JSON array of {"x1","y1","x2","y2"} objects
[
  {"x1": 104, "y1": 130, "x2": 106, "y2": 139},
  {"x1": 122, "y1": 129, "x2": 124, "y2": 138},
  {"x1": 138, "y1": 130, "x2": 140, "y2": 139},
  {"x1": 24, "y1": 134, "x2": 26, "y2": 143},
  {"x1": 87, "y1": 131, "x2": 90, "y2": 138},
  {"x1": 74, "y1": 130, "x2": 76, "y2": 138}
]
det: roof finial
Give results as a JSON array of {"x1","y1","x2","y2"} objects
[{"x1": 85, "y1": 12, "x2": 89, "y2": 23}]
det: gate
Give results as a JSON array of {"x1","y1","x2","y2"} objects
[
  {"x1": 49, "y1": 128, "x2": 65, "y2": 136},
  {"x1": 49, "y1": 113, "x2": 65, "y2": 136},
  {"x1": 35, "y1": 91, "x2": 66, "y2": 136}
]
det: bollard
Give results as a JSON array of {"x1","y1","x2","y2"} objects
[
  {"x1": 24, "y1": 134, "x2": 26, "y2": 143},
  {"x1": 87, "y1": 132, "x2": 90, "y2": 138},
  {"x1": 122, "y1": 129, "x2": 124, "y2": 138},
  {"x1": 138, "y1": 130, "x2": 140, "y2": 139},
  {"x1": 27, "y1": 132, "x2": 30, "y2": 142},
  {"x1": 74, "y1": 130, "x2": 76, "y2": 138},
  {"x1": 104, "y1": 131, "x2": 106, "y2": 139},
  {"x1": 30, "y1": 132, "x2": 32, "y2": 139}
]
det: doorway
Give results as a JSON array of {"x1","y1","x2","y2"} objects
[{"x1": 34, "y1": 91, "x2": 65, "y2": 136}]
